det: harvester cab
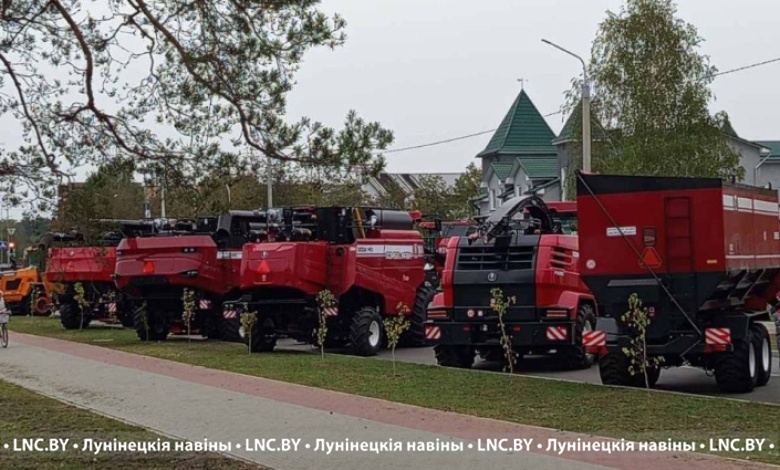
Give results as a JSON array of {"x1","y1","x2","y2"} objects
[
  {"x1": 426, "y1": 196, "x2": 596, "y2": 370},
  {"x1": 225, "y1": 205, "x2": 432, "y2": 356},
  {"x1": 114, "y1": 211, "x2": 270, "y2": 342}
]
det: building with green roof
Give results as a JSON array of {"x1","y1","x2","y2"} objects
[
  {"x1": 474, "y1": 87, "x2": 780, "y2": 214},
  {"x1": 476, "y1": 89, "x2": 560, "y2": 212}
]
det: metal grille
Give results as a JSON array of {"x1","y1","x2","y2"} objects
[{"x1": 456, "y1": 245, "x2": 534, "y2": 271}]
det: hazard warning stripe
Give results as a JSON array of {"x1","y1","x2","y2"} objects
[
  {"x1": 199, "y1": 300, "x2": 211, "y2": 310},
  {"x1": 546, "y1": 326, "x2": 568, "y2": 341},
  {"x1": 223, "y1": 310, "x2": 238, "y2": 319},
  {"x1": 425, "y1": 326, "x2": 441, "y2": 341},
  {"x1": 106, "y1": 302, "x2": 117, "y2": 313},
  {"x1": 582, "y1": 330, "x2": 606, "y2": 347},
  {"x1": 705, "y1": 328, "x2": 731, "y2": 345},
  {"x1": 322, "y1": 307, "x2": 338, "y2": 317}
]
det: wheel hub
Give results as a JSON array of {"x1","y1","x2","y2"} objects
[
  {"x1": 761, "y1": 336, "x2": 770, "y2": 373},
  {"x1": 748, "y1": 341, "x2": 756, "y2": 378},
  {"x1": 368, "y1": 321, "x2": 380, "y2": 348}
]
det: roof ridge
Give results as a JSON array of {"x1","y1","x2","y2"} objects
[{"x1": 477, "y1": 89, "x2": 556, "y2": 158}]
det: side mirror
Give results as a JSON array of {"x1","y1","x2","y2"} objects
[{"x1": 434, "y1": 219, "x2": 442, "y2": 232}]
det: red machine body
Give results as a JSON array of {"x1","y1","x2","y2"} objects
[
  {"x1": 576, "y1": 173, "x2": 776, "y2": 392},
  {"x1": 43, "y1": 221, "x2": 154, "y2": 329},
  {"x1": 225, "y1": 206, "x2": 433, "y2": 356},
  {"x1": 426, "y1": 197, "x2": 596, "y2": 369},
  {"x1": 114, "y1": 213, "x2": 265, "y2": 341}
]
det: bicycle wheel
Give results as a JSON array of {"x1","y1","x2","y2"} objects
[{"x1": 1, "y1": 324, "x2": 7, "y2": 348}]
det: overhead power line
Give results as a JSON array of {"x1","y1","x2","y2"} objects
[
  {"x1": 385, "y1": 109, "x2": 563, "y2": 154},
  {"x1": 713, "y1": 56, "x2": 780, "y2": 77},
  {"x1": 384, "y1": 56, "x2": 780, "y2": 155}
]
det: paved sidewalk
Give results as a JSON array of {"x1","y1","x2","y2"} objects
[{"x1": 0, "y1": 333, "x2": 776, "y2": 470}]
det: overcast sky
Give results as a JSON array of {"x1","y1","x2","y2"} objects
[
  {"x1": 284, "y1": 0, "x2": 780, "y2": 173},
  {"x1": 1, "y1": 0, "x2": 779, "y2": 218}
]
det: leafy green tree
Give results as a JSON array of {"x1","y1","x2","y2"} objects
[
  {"x1": 450, "y1": 163, "x2": 482, "y2": 219},
  {"x1": 411, "y1": 175, "x2": 452, "y2": 218},
  {"x1": 54, "y1": 159, "x2": 145, "y2": 237},
  {"x1": 372, "y1": 178, "x2": 410, "y2": 210},
  {"x1": 0, "y1": 1, "x2": 393, "y2": 210},
  {"x1": 563, "y1": 0, "x2": 742, "y2": 189}
]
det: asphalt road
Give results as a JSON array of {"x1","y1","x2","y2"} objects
[{"x1": 275, "y1": 338, "x2": 780, "y2": 405}]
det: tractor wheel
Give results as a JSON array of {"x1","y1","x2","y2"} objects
[
  {"x1": 557, "y1": 303, "x2": 596, "y2": 369},
  {"x1": 247, "y1": 319, "x2": 277, "y2": 352},
  {"x1": 434, "y1": 345, "x2": 475, "y2": 369},
  {"x1": 34, "y1": 297, "x2": 50, "y2": 316},
  {"x1": 117, "y1": 306, "x2": 135, "y2": 328},
  {"x1": 203, "y1": 311, "x2": 222, "y2": 340},
  {"x1": 349, "y1": 308, "x2": 384, "y2": 357},
  {"x1": 400, "y1": 285, "x2": 437, "y2": 348},
  {"x1": 220, "y1": 316, "x2": 242, "y2": 343},
  {"x1": 133, "y1": 306, "x2": 168, "y2": 342},
  {"x1": 19, "y1": 295, "x2": 31, "y2": 316},
  {"x1": 750, "y1": 322, "x2": 772, "y2": 387},
  {"x1": 60, "y1": 301, "x2": 90, "y2": 330},
  {"x1": 599, "y1": 351, "x2": 659, "y2": 388},
  {"x1": 714, "y1": 328, "x2": 758, "y2": 393}
]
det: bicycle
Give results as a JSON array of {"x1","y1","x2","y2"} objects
[{"x1": 0, "y1": 309, "x2": 8, "y2": 348}]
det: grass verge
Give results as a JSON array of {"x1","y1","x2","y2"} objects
[
  {"x1": 0, "y1": 378, "x2": 263, "y2": 470},
  {"x1": 8, "y1": 317, "x2": 780, "y2": 465}
]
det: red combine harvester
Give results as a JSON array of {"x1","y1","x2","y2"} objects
[
  {"x1": 576, "y1": 173, "x2": 775, "y2": 392},
  {"x1": 223, "y1": 206, "x2": 434, "y2": 356},
  {"x1": 43, "y1": 220, "x2": 155, "y2": 329},
  {"x1": 114, "y1": 212, "x2": 266, "y2": 341},
  {"x1": 425, "y1": 196, "x2": 597, "y2": 369}
]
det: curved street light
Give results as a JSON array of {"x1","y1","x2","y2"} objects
[{"x1": 542, "y1": 39, "x2": 592, "y2": 173}]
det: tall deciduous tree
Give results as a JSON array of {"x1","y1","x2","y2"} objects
[
  {"x1": 563, "y1": 0, "x2": 742, "y2": 190},
  {"x1": 0, "y1": 1, "x2": 393, "y2": 209},
  {"x1": 450, "y1": 162, "x2": 482, "y2": 218},
  {"x1": 54, "y1": 159, "x2": 146, "y2": 235}
]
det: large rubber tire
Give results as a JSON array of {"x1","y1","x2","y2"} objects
[
  {"x1": 220, "y1": 316, "x2": 242, "y2": 343},
  {"x1": 751, "y1": 322, "x2": 772, "y2": 387},
  {"x1": 349, "y1": 308, "x2": 384, "y2": 357},
  {"x1": 247, "y1": 319, "x2": 277, "y2": 352},
  {"x1": 204, "y1": 311, "x2": 222, "y2": 340},
  {"x1": 117, "y1": 307, "x2": 135, "y2": 328},
  {"x1": 557, "y1": 304, "x2": 596, "y2": 369},
  {"x1": 133, "y1": 306, "x2": 169, "y2": 342},
  {"x1": 434, "y1": 345, "x2": 475, "y2": 369},
  {"x1": 400, "y1": 285, "x2": 436, "y2": 348},
  {"x1": 599, "y1": 351, "x2": 660, "y2": 388},
  {"x1": 60, "y1": 301, "x2": 90, "y2": 330},
  {"x1": 19, "y1": 295, "x2": 31, "y2": 316},
  {"x1": 714, "y1": 329, "x2": 758, "y2": 393}
]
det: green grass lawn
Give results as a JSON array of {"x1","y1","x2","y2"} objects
[
  {"x1": 0, "y1": 378, "x2": 263, "y2": 470},
  {"x1": 8, "y1": 317, "x2": 780, "y2": 465}
]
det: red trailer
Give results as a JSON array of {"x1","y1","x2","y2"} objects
[{"x1": 576, "y1": 173, "x2": 775, "y2": 392}]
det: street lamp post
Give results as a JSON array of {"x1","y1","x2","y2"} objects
[{"x1": 542, "y1": 39, "x2": 591, "y2": 173}]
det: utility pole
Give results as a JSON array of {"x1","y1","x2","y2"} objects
[
  {"x1": 542, "y1": 39, "x2": 592, "y2": 172},
  {"x1": 160, "y1": 170, "x2": 166, "y2": 218},
  {"x1": 266, "y1": 154, "x2": 273, "y2": 208}
]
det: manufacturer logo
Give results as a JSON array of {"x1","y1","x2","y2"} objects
[
  {"x1": 262, "y1": 251, "x2": 268, "y2": 259},
  {"x1": 487, "y1": 272, "x2": 497, "y2": 282}
]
